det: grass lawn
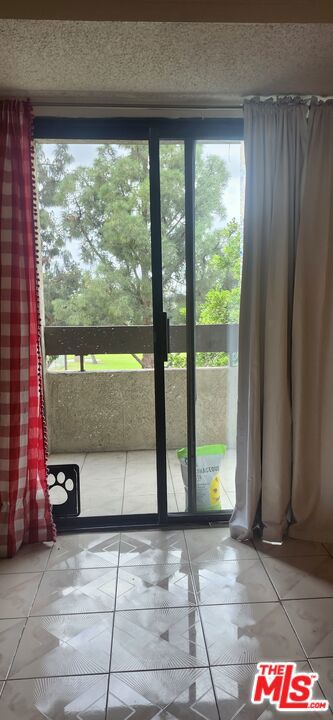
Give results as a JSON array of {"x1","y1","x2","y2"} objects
[{"x1": 48, "y1": 354, "x2": 144, "y2": 372}]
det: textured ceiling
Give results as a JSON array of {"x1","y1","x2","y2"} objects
[{"x1": 0, "y1": 20, "x2": 333, "y2": 105}]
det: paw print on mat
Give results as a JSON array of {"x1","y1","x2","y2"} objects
[
  {"x1": 48, "y1": 471, "x2": 74, "y2": 505},
  {"x1": 47, "y1": 464, "x2": 80, "y2": 518}
]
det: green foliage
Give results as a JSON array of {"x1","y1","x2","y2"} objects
[
  {"x1": 36, "y1": 144, "x2": 82, "y2": 326},
  {"x1": 196, "y1": 352, "x2": 230, "y2": 367},
  {"x1": 200, "y1": 286, "x2": 241, "y2": 325},
  {"x1": 168, "y1": 351, "x2": 229, "y2": 369},
  {"x1": 37, "y1": 142, "x2": 241, "y2": 368},
  {"x1": 168, "y1": 352, "x2": 186, "y2": 368},
  {"x1": 195, "y1": 219, "x2": 241, "y2": 367},
  {"x1": 167, "y1": 220, "x2": 241, "y2": 367}
]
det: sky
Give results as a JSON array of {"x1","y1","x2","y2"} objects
[{"x1": 201, "y1": 141, "x2": 244, "y2": 224}]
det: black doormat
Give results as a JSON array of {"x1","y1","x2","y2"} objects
[{"x1": 47, "y1": 464, "x2": 81, "y2": 518}]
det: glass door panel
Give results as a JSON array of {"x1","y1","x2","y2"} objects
[
  {"x1": 194, "y1": 140, "x2": 244, "y2": 513},
  {"x1": 160, "y1": 136, "x2": 244, "y2": 516},
  {"x1": 37, "y1": 140, "x2": 158, "y2": 519}
]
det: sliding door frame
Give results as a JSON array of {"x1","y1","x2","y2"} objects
[{"x1": 35, "y1": 116, "x2": 243, "y2": 533}]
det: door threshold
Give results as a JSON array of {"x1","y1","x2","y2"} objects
[{"x1": 54, "y1": 511, "x2": 232, "y2": 534}]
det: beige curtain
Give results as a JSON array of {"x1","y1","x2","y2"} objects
[
  {"x1": 290, "y1": 104, "x2": 333, "y2": 542},
  {"x1": 230, "y1": 99, "x2": 308, "y2": 542}
]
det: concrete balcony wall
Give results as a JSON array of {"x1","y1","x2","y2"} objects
[{"x1": 46, "y1": 366, "x2": 238, "y2": 453}]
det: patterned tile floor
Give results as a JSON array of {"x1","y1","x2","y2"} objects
[
  {"x1": 0, "y1": 528, "x2": 333, "y2": 718},
  {"x1": 47, "y1": 448, "x2": 236, "y2": 516}
]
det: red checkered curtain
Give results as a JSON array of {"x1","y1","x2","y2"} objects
[{"x1": 0, "y1": 99, "x2": 56, "y2": 557}]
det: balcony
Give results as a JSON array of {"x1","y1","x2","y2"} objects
[{"x1": 45, "y1": 324, "x2": 238, "y2": 516}]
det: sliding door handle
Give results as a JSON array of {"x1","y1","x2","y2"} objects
[{"x1": 161, "y1": 311, "x2": 170, "y2": 361}]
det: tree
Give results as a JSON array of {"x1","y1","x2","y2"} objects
[
  {"x1": 197, "y1": 219, "x2": 241, "y2": 367},
  {"x1": 37, "y1": 142, "x2": 235, "y2": 367},
  {"x1": 36, "y1": 144, "x2": 83, "y2": 327},
  {"x1": 169, "y1": 219, "x2": 241, "y2": 368}
]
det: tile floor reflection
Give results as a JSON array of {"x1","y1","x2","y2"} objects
[{"x1": 0, "y1": 527, "x2": 332, "y2": 718}]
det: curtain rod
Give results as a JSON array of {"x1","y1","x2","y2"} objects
[
  {"x1": 32, "y1": 102, "x2": 244, "y2": 119},
  {"x1": 32, "y1": 94, "x2": 333, "y2": 108},
  {"x1": 32, "y1": 95, "x2": 333, "y2": 117},
  {"x1": 33, "y1": 102, "x2": 243, "y2": 110}
]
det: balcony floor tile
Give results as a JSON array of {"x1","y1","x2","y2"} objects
[{"x1": 48, "y1": 449, "x2": 236, "y2": 517}]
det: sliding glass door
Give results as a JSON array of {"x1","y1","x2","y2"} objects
[
  {"x1": 157, "y1": 133, "x2": 244, "y2": 519},
  {"x1": 35, "y1": 117, "x2": 243, "y2": 529}
]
